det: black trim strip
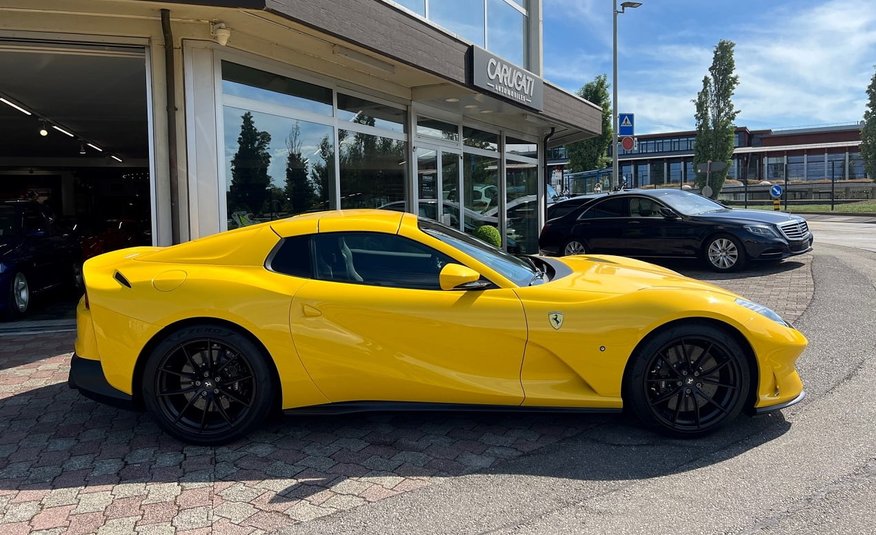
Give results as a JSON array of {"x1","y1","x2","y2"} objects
[
  {"x1": 284, "y1": 401, "x2": 621, "y2": 416},
  {"x1": 754, "y1": 391, "x2": 806, "y2": 415},
  {"x1": 68, "y1": 354, "x2": 136, "y2": 411}
]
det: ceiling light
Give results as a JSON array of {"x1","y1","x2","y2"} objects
[
  {"x1": 52, "y1": 125, "x2": 74, "y2": 137},
  {"x1": 87, "y1": 143, "x2": 102, "y2": 152},
  {"x1": 210, "y1": 22, "x2": 232, "y2": 46},
  {"x1": 39, "y1": 121, "x2": 48, "y2": 137},
  {"x1": 1, "y1": 97, "x2": 31, "y2": 115},
  {"x1": 111, "y1": 155, "x2": 123, "y2": 163},
  {"x1": 445, "y1": 98, "x2": 459, "y2": 103},
  {"x1": 464, "y1": 104, "x2": 479, "y2": 110},
  {"x1": 80, "y1": 143, "x2": 87, "y2": 155},
  {"x1": 479, "y1": 109, "x2": 493, "y2": 114}
]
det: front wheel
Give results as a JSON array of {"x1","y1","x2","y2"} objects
[
  {"x1": 625, "y1": 323, "x2": 751, "y2": 437},
  {"x1": 141, "y1": 324, "x2": 275, "y2": 445},
  {"x1": 704, "y1": 235, "x2": 746, "y2": 272},
  {"x1": 563, "y1": 239, "x2": 587, "y2": 256},
  {"x1": 3, "y1": 272, "x2": 30, "y2": 320}
]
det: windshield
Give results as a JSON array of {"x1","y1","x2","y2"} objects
[
  {"x1": 660, "y1": 191, "x2": 727, "y2": 215},
  {"x1": 418, "y1": 218, "x2": 539, "y2": 287},
  {"x1": 0, "y1": 206, "x2": 21, "y2": 238}
]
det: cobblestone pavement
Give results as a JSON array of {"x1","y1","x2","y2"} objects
[{"x1": 0, "y1": 253, "x2": 812, "y2": 534}]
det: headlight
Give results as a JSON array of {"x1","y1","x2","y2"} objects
[
  {"x1": 0, "y1": 262, "x2": 6, "y2": 274},
  {"x1": 744, "y1": 224, "x2": 780, "y2": 237},
  {"x1": 735, "y1": 298, "x2": 789, "y2": 326}
]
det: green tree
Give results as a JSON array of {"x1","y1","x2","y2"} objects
[
  {"x1": 566, "y1": 74, "x2": 612, "y2": 172},
  {"x1": 693, "y1": 40, "x2": 740, "y2": 197},
  {"x1": 284, "y1": 123, "x2": 318, "y2": 215},
  {"x1": 229, "y1": 112, "x2": 272, "y2": 215},
  {"x1": 861, "y1": 66, "x2": 876, "y2": 180}
]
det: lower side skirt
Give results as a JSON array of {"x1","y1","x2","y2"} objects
[{"x1": 284, "y1": 401, "x2": 622, "y2": 416}]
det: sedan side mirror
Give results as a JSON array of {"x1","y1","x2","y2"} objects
[
  {"x1": 659, "y1": 207, "x2": 679, "y2": 219},
  {"x1": 439, "y1": 263, "x2": 489, "y2": 291}
]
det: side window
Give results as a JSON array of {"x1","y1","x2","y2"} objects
[
  {"x1": 579, "y1": 197, "x2": 629, "y2": 219},
  {"x1": 22, "y1": 207, "x2": 45, "y2": 233},
  {"x1": 314, "y1": 232, "x2": 455, "y2": 290},
  {"x1": 629, "y1": 197, "x2": 661, "y2": 218},
  {"x1": 268, "y1": 235, "x2": 313, "y2": 278}
]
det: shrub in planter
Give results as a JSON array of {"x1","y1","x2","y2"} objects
[{"x1": 474, "y1": 225, "x2": 502, "y2": 248}]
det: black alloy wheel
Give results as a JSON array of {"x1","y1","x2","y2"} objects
[
  {"x1": 142, "y1": 324, "x2": 274, "y2": 445},
  {"x1": 704, "y1": 234, "x2": 746, "y2": 272},
  {"x1": 626, "y1": 323, "x2": 750, "y2": 437}
]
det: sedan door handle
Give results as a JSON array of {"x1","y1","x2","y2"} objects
[{"x1": 302, "y1": 304, "x2": 322, "y2": 318}]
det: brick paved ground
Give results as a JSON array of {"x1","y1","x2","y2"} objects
[{"x1": 0, "y1": 253, "x2": 812, "y2": 534}]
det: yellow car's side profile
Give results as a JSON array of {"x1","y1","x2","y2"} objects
[{"x1": 69, "y1": 209, "x2": 806, "y2": 445}]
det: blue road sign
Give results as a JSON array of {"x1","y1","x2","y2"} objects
[
  {"x1": 770, "y1": 185, "x2": 783, "y2": 198},
  {"x1": 619, "y1": 113, "x2": 634, "y2": 136}
]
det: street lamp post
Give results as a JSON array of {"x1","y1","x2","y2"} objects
[{"x1": 612, "y1": 1, "x2": 642, "y2": 190}]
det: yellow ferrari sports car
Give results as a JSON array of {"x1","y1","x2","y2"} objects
[{"x1": 69, "y1": 209, "x2": 806, "y2": 445}]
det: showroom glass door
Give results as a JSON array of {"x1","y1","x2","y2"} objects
[{"x1": 415, "y1": 146, "x2": 462, "y2": 229}]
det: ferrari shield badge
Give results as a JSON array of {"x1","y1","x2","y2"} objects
[{"x1": 549, "y1": 312, "x2": 564, "y2": 330}]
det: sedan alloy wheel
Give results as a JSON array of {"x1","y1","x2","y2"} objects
[{"x1": 563, "y1": 240, "x2": 587, "y2": 256}]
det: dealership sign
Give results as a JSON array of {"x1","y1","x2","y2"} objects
[{"x1": 471, "y1": 46, "x2": 543, "y2": 110}]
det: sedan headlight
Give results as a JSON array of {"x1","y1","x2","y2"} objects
[
  {"x1": 0, "y1": 262, "x2": 6, "y2": 274},
  {"x1": 744, "y1": 224, "x2": 780, "y2": 237},
  {"x1": 735, "y1": 298, "x2": 789, "y2": 326}
]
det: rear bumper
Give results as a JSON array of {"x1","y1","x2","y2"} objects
[{"x1": 68, "y1": 353, "x2": 136, "y2": 410}]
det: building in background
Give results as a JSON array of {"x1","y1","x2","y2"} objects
[{"x1": 0, "y1": 0, "x2": 602, "y2": 260}]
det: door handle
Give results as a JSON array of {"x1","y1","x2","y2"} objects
[{"x1": 302, "y1": 304, "x2": 322, "y2": 318}]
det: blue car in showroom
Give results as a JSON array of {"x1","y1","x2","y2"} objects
[
  {"x1": 538, "y1": 189, "x2": 813, "y2": 272},
  {"x1": 0, "y1": 200, "x2": 82, "y2": 319}
]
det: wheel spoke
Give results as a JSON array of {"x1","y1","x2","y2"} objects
[
  {"x1": 678, "y1": 341, "x2": 691, "y2": 367},
  {"x1": 691, "y1": 343, "x2": 713, "y2": 371},
  {"x1": 219, "y1": 387, "x2": 252, "y2": 408},
  {"x1": 658, "y1": 354, "x2": 682, "y2": 377},
  {"x1": 649, "y1": 385, "x2": 682, "y2": 406},
  {"x1": 700, "y1": 359, "x2": 730, "y2": 377},
  {"x1": 199, "y1": 397, "x2": 213, "y2": 431},
  {"x1": 219, "y1": 375, "x2": 253, "y2": 385},
  {"x1": 215, "y1": 399, "x2": 234, "y2": 425},
  {"x1": 671, "y1": 390, "x2": 685, "y2": 423},
  {"x1": 180, "y1": 344, "x2": 200, "y2": 374},
  {"x1": 700, "y1": 377, "x2": 738, "y2": 389},
  {"x1": 160, "y1": 368, "x2": 195, "y2": 380},
  {"x1": 693, "y1": 392, "x2": 702, "y2": 428},
  {"x1": 173, "y1": 393, "x2": 199, "y2": 424},
  {"x1": 693, "y1": 388, "x2": 730, "y2": 415},
  {"x1": 214, "y1": 351, "x2": 238, "y2": 375},
  {"x1": 157, "y1": 386, "x2": 198, "y2": 397}
]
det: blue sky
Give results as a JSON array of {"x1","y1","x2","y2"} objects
[{"x1": 543, "y1": 0, "x2": 876, "y2": 134}]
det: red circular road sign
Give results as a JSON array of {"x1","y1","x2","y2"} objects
[{"x1": 621, "y1": 136, "x2": 635, "y2": 151}]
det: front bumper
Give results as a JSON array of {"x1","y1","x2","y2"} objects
[
  {"x1": 68, "y1": 353, "x2": 136, "y2": 410},
  {"x1": 754, "y1": 390, "x2": 806, "y2": 415},
  {"x1": 745, "y1": 233, "x2": 813, "y2": 261}
]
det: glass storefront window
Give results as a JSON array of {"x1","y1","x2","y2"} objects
[
  {"x1": 431, "y1": 0, "x2": 485, "y2": 46},
  {"x1": 463, "y1": 126, "x2": 499, "y2": 151},
  {"x1": 505, "y1": 158, "x2": 536, "y2": 254},
  {"x1": 462, "y1": 152, "x2": 499, "y2": 239},
  {"x1": 392, "y1": 0, "x2": 425, "y2": 16},
  {"x1": 506, "y1": 136, "x2": 536, "y2": 159},
  {"x1": 787, "y1": 155, "x2": 804, "y2": 181},
  {"x1": 417, "y1": 117, "x2": 459, "y2": 142},
  {"x1": 337, "y1": 93, "x2": 406, "y2": 134},
  {"x1": 827, "y1": 153, "x2": 845, "y2": 180},
  {"x1": 222, "y1": 61, "x2": 332, "y2": 116},
  {"x1": 805, "y1": 153, "x2": 824, "y2": 181},
  {"x1": 487, "y1": 0, "x2": 526, "y2": 67},
  {"x1": 339, "y1": 129, "x2": 407, "y2": 209},
  {"x1": 224, "y1": 108, "x2": 333, "y2": 228}
]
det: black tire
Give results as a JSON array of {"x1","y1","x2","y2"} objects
[
  {"x1": 3, "y1": 271, "x2": 30, "y2": 320},
  {"x1": 562, "y1": 239, "x2": 587, "y2": 256},
  {"x1": 625, "y1": 323, "x2": 751, "y2": 438},
  {"x1": 704, "y1": 234, "x2": 746, "y2": 272},
  {"x1": 142, "y1": 324, "x2": 275, "y2": 445}
]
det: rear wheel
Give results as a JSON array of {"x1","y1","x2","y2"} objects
[
  {"x1": 142, "y1": 324, "x2": 274, "y2": 445},
  {"x1": 625, "y1": 323, "x2": 750, "y2": 437},
  {"x1": 563, "y1": 239, "x2": 587, "y2": 256}
]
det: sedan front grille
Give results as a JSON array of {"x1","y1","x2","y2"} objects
[{"x1": 778, "y1": 220, "x2": 810, "y2": 241}]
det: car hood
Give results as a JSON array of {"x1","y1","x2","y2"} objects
[
  {"x1": 691, "y1": 209, "x2": 805, "y2": 225},
  {"x1": 544, "y1": 254, "x2": 738, "y2": 298}
]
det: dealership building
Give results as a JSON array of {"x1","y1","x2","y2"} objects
[{"x1": 0, "y1": 0, "x2": 601, "y2": 256}]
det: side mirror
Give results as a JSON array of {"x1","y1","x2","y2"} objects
[
  {"x1": 659, "y1": 207, "x2": 679, "y2": 219},
  {"x1": 439, "y1": 263, "x2": 489, "y2": 291}
]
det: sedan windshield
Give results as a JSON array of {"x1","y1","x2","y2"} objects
[
  {"x1": 660, "y1": 191, "x2": 727, "y2": 216},
  {"x1": 418, "y1": 219, "x2": 538, "y2": 287}
]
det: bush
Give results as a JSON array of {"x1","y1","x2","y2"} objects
[{"x1": 474, "y1": 225, "x2": 502, "y2": 248}]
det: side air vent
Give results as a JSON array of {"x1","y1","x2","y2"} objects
[{"x1": 113, "y1": 271, "x2": 132, "y2": 288}]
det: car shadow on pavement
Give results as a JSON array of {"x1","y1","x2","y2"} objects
[
  {"x1": 0, "y1": 334, "x2": 74, "y2": 372},
  {"x1": 0, "y1": 383, "x2": 791, "y2": 505},
  {"x1": 652, "y1": 258, "x2": 806, "y2": 281}
]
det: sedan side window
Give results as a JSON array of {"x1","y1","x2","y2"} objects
[
  {"x1": 578, "y1": 197, "x2": 629, "y2": 219},
  {"x1": 315, "y1": 232, "x2": 456, "y2": 290},
  {"x1": 629, "y1": 197, "x2": 662, "y2": 218}
]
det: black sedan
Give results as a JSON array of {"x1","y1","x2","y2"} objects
[{"x1": 538, "y1": 189, "x2": 813, "y2": 271}]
